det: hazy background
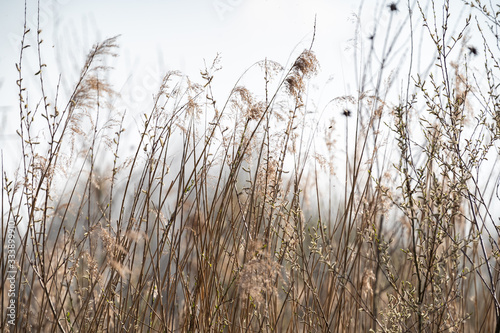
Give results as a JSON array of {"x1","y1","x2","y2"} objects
[
  {"x1": 0, "y1": 0, "x2": 389, "y2": 169},
  {"x1": 0, "y1": 0, "x2": 474, "y2": 173}
]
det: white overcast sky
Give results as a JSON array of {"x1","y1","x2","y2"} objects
[
  {"x1": 0, "y1": 0, "x2": 364, "y2": 161},
  {"x1": 0, "y1": 0, "x2": 479, "y2": 170}
]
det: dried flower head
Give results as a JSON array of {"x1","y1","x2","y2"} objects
[
  {"x1": 258, "y1": 59, "x2": 284, "y2": 81},
  {"x1": 99, "y1": 226, "x2": 127, "y2": 256},
  {"x1": 285, "y1": 49, "x2": 319, "y2": 98},
  {"x1": 361, "y1": 269, "x2": 376, "y2": 300},
  {"x1": 110, "y1": 259, "x2": 132, "y2": 279},
  {"x1": 234, "y1": 86, "x2": 254, "y2": 105},
  {"x1": 291, "y1": 50, "x2": 318, "y2": 77},
  {"x1": 285, "y1": 75, "x2": 303, "y2": 97},
  {"x1": 84, "y1": 252, "x2": 99, "y2": 281},
  {"x1": 239, "y1": 240, "x2": 281, "y2": 307},
  {"x1": 247, "y1": 101, "x2": 265, "y2": 121}
]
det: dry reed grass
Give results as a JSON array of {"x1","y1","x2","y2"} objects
[{"x1": 1, "y1": 0, "x2": 500, "y2": 332}]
